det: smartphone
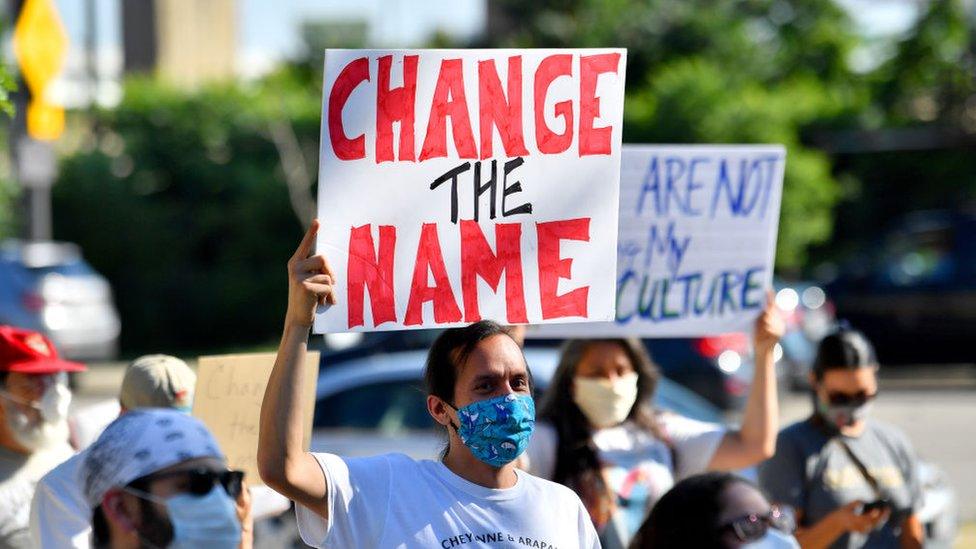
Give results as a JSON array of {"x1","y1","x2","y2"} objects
[{"x1": 861, "y1": 499, "x2": 891, "y2": 514}]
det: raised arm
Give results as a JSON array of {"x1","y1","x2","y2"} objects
[
  {"x1": 257, "y1": 220, "x2": 337, "y2": 518},
  {"x1": 709, "y1": 291, "x2": 784, "y2": 470}
]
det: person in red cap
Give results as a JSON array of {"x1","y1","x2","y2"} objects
[{"x1": 0, "y1": 325, "x2": 85, "y2": 548}]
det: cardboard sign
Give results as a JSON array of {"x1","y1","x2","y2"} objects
[
  {"x1": 531, "y1": 145, "x2": 785, "y2": 338},
  {"x1": 192, "y1": 352, "x2": 319, "y2": 485},
  {"x1": 313, "y1": 49, "x2": 627, "y2": 333}
]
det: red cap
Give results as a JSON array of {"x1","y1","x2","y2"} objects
[{"x1": 0, "y1": 326, "x2": 87, "y2": 374}]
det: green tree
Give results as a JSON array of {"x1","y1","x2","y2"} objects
[
  {"x1": 477, "y1": 0, "x2": 868, "y2": 270},
  {"x1": 52, "y1": 77, "x2": 321, "y2": 351}
]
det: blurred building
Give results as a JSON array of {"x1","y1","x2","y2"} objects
[{"x1": 123, "y1": 0, "x2": 236, "y2": 87}]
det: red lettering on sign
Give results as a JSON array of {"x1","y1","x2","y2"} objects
[
  {"x1": 579, "y1": 53, "x2": 620, "y2": 156},
  {"x1": 328, "y1": 57, "x2": 370, "y2": 160},
  {"x1": 376, "y1": 55, "x2": 418, "y2": 163},
  {"x1": 478, "y1": 56, "x2": 529, "y2": 160},
  {"x1": 533, "y1": 54, "x2": 574, "y2": 155},
  {"x1": 460, "y1": 220, "x2": 527, "y2": 323},
  {"x1": 405, "y1": 223, "x2": 463, "y2": 325},
  {"x1": 347, "y1": 224, "x2": 398, "y2": 328},
  {"x1": 420, "y1": 59, "x2": 477, "y2": 161},
  {"x1": 537, "y1": 218, "x2": 590, "y2": 319}
]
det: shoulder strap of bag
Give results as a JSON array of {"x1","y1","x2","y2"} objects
[{"x1": 835, "y1": 436, "x2": 884, "y2": 499}]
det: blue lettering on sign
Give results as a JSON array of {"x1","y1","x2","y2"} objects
[
  {"x1": 621, "y1": 151, "x2": 780, "y2": 327},
  {"x1": 636, "y1": 156, "x2": 706, "y2": 217},
  {"x1": 615, "y1": 266, "x2": 767, "y2": 324},
  {"x1": 644, "y1": 222, "x2": 691, "y2": 276},
  {"x1": 709, "y1": 155, "x2": 781, "y2": 219}
]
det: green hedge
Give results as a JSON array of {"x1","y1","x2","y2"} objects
[{"x1": 53, "y1": 77, "x2": 320, "y2": 352}]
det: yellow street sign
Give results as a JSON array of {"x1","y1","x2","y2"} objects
[
  {"x1": 27, "y1": 100, "x2": 65, "y2": 141},
  {"x1": 13, "y1": 0, "x2": 69, "y2": 140}
]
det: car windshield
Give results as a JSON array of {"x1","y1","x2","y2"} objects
[{"x1": 314, "y1": 379, "x2": 434, "y2": 433}]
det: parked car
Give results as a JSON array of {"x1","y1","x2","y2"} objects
[
  {"x1": 0, "y1": 240, "x2": 120, "y2": 360},
  {"x1": 824, "y1": 210, "x2": 976, "y2": 365}
]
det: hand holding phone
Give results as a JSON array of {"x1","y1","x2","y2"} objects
[{"x1": 861, "y1": 499, "x2": 891, "y2": 514}]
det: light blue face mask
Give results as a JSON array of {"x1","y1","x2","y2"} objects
[
  {"x1": 448, "y1": 393, "x2": 535, "y2": 468},
  {"x1": 124, "y1": 484, "x2": 241, "y2": 549},
  {"x1": 742, "y1": 527, "x2": 801, "y2": 549}
]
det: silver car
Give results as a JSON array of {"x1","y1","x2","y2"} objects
[{"x1": 0, "y1": 240, "x2": 120, "y2": 360}]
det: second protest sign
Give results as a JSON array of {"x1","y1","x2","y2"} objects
[
  {"x1": 533, "y1": 144, "x2": 786, "y2": 338},
  {"x1": 314, "y1": 48, "x2": 627, "y2": 333}
]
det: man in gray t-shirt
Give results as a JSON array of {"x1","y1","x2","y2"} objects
[{"x1": 760, "y1": 418, "x2": 921, "y2": 549}]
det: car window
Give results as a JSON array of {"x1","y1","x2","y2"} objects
[{"x1": 313, "y1": 379, "x2": 435, "y2": 433}]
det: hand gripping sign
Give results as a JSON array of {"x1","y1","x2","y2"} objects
[{"x1": 313, "y1": 49, "x2": 627, "y2": 333}]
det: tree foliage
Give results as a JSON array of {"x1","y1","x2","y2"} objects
[
  {"x1": 52, "y1": 77, "x2": 320, "y2": 351},
  {"x1": 478, "y1": 0, "x2": 875, "y2": 269}
]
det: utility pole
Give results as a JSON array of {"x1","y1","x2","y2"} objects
[{"x1": 9, "y1": 0, "x2": 69, "y2": 241}]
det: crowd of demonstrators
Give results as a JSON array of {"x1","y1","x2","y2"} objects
[
  {"x1": 257, "y1": 220, "x2": 599, "y2": 548},
  {"x1": 520, "y1": 299, "x2": 783, "y2": 548},
  {"x1": 30, "y1": 354, "x2": 198, "y2": 548},
  {"x1": 80, "y1": 409, "x2": 249, "y2": 548},
  {"x1": 759, "y1": 329, "x2": 924, "y2": 549},
  {"x1": 630, "y1": 471, "x2": 799, "y2": 548},
  {"x1": 0, "y1": 325, "x2": 85, "y2": 548},
  {"x1": 0, "y1": 217, "x2": 930, "y2": 549}
]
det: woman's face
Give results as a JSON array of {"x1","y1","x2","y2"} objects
[
  {"x1": 812, "y1": 366, "x2": 878, "y2": 430},
  {"x1": 574, "y1": 342, "x2": 635, "y2": 381}
]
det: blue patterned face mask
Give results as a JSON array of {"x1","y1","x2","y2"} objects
[{"x1": 447, "y1": 393, "x2": 535, "y2": 468}]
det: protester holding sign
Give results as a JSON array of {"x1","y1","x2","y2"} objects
[
  {"x1": 258, "y1": 221, "x2": 599, "y2": 548},
  {"x1": 520, "y1": 298, "x2": 783, "y2": 548},
  {"x1": 759, "y1": 328, "x2": 924, "y2": 549}
]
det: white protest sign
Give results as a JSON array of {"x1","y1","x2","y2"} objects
[
  {"x1": 192, "y1": 352, "x2": 319, "y2": 486},
  {"x1": 531, "y1": 145, "x2": 785, "y2": 338},
  {"x1": 313, "y1": 49, "x2": 627, "y2": 333}
]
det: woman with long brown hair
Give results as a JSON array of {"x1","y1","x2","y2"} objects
[{"x1": 521, "y1": 299, "x2": 784, "y2": 548}]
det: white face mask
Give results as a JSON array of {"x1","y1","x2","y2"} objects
[
  {"x1": 0, "y1": 380, "x2": 71, "y2": 451},
  {"x1": 573, "y1": 372, "x2": 639, "y2": 428}
]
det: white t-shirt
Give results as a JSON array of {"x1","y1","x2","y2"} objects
[
  {"x1": 523, "y1": 413, "x2": 725, "y2": 549},
  {"x1": 29, "y1": 449, "x2": 90, "y2": 549},
  {"x1": 296, "y1": 452, "x2": 600, "y2": 549}
]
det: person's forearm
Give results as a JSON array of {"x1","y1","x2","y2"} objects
[
  {"x1": 795, "y1": 513, "x2": 848, "y2": 549},
  {"x1": 900, "y1": 515, "x2": 923, "y2": 549},
  {"x1": 736, "y1": 344, "x2": 778, "y2": 462},
  {"x1": 257, "y1": 322, "x2": 312, "y2": 487}
]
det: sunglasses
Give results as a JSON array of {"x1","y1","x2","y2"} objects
[
  {"x1": 825, "y1": 390, "x2": 877, "y2": 407},
  {"x1": 131, "y1": 468, "x2": 245, "y2": 499},
  {"x1": 719, "y1": 505, "x2": 795, "y2": 543}
]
